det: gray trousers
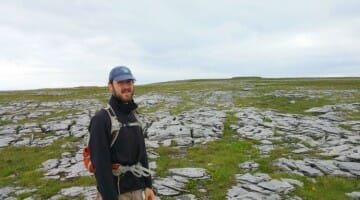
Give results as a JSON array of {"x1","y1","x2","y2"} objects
[{"x1": 96, "y1": 189, "x2": 144, "y2": 200}]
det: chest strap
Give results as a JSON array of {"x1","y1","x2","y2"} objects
[{"x1": 112, "y1": 162, "x2": 152, "y2": 177}]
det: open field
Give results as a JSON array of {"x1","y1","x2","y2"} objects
[{"x1": 0, "y1": 77, "x2": 360, "y2": 199}]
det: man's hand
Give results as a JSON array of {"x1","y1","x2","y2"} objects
[{"x1": 144, "y1": 187, "x2": 155, "y2": 200}]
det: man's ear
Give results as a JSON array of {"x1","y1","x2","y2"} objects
[{"x1": 108, "y1": 82, "x2": 113, "y2": 92}]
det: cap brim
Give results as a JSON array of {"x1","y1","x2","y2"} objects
[{"x1": 113, "y1": 74, "x2": 136, "y2": 81}]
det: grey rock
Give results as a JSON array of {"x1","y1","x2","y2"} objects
[
  {"x1": 153, "y1": 177, "x2": 186, "y2": 196},
  {"x1": 227, "y1": 189, "x2": 280, "y2": 200},
  {"x1": 173, "y1": 194, "x2": 197, "y2": 200},
  {"x1": 258, "y1": 180, "x2": 295, "y2": 194},
  {"x1": 292, "y1": 147, "x2": 310, "y2": 154},
  {"x1": 319, "y1": 112, "x2": 344, "y2": 122},
  {"x1": 147, "y1": 107, "x2": 225, "y2": 146},
  {"x1": 347, "y1": 153, "x2": 360, "y2": 162},
  {"x1": 41, "y1": 159, "x2": 59, "y2": 170},
  {"x1": 237, "y1": 126, "x2": 274, "y2": 140},
  {"x1": 336, "y1": 162, "x2": 360, "y2": 176},
  {"x1": 169, "y1": 168, "x2": 208, "y2": 179},
  {"x1": 59, "y1": 186, "x2": 84, "y2": 197},
  {"x1": 0, "y1": 127, "x2": 17, "y2": 135},
  {"x1": 41, "y1": 119, "x2": 73, "y2": 133},
  {"x1": 236, "y1": 173, "x2": 271, "y2": 184},
  {"x1": 275, "y1": 158, "x2": 359, "y2": 177},
  {"x1": 153, "y1": 167, "x2": 210, "y2": 197},
  {"x1": 42, "y1": 149, "x2": 91, "y2": 180},
  {"x1": 149, "y1": 161, "x2": 157, "y2": 170},
  {"x1": 0, "y1": 187, "x2": 15, "y2": 199},
  {"x1": 280, "y1": 178, "x2": 304, "y2": 188},
  {"x1": 0, "y1": 136, "x2": 16, "y2": 147},
  {"x1": 275, "y1": 158, "x2": 324, "y2": 177},
  {"x1": 305, "y1": 105, "x2": 334, "y2": 113},
  {"x1": 305, "y1": 159, "x2": 339, "y2": 174},
  {"x1": 346, "y1": 191, "x2": 360, "y2": 200},
  {"x1": 50, "y1": 186, "x2": 97, "y2": 200},
  {"x1": 239, "y1": 161, "x2": 259, "y2": 171},
  {"x1": 4, "y1": 197, "x2": 17, "y2": 200},
  {"x1": 227, "y1": 186, "x2": 249, "y2": 199},
  {"x1": 241, "y1": 183, "x2": 272, "y2": 194},
  {"x1": 295, "y1": 161, "x2": 324, "y2": 177},
  {"x1": 256, "y1": 144, "x2": 274, "y2": 154},
  {"x1": 14, "y1": 188, "x2": 37, "y2": 195}
]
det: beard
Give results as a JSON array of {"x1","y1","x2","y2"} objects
[{"x1": 112, "y1": 87, "x2": 134, "y2": 102}]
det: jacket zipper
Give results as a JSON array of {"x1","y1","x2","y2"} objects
[{"x1": 117, "y1": 176, "x2": 120, "y2": 195}]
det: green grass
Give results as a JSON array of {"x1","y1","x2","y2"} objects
[
  {"x1": 17, "y1": 109, "x2": 82, "y2": 125},
  {"x1": 1, "y1": 77, "x2": 360, "y2": 199},
  {"x1": 155, "y1": 113, "x2": 260, "y2": 199},
  {"x1": 263, "y1": 117, "x2": 273, "y2": 123},
  {"x1": 268, "y1": 173, "x2": 360, "y2": 200},
  {"x1": 339, "y1": 124, "x2": 353, "y2": 131},
  {"x1": 343, "y1": 107, "x2": 360, "y2": 121},
  {"x1": 0, "y1": 87, "x2": 109, "y2": 103},
  {"x1": 255, "y1": 145, "x2": 360, "y2": 199},
  {"x1": 0, "y1": 120, "x2": 13, "y2": 126},
  {"x1": 293, "y1": 176, "x2": 360, "y2": 200},
  {"x1": 234, "y1": 95, "x2": 335, "y2": 115},
  {"x1": 0, "y1": 136, "x2": 94, "y2": 199}
]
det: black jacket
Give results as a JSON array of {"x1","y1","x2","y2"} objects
[{"x1": 89, "y1": 96, "x2": 152, "y2": 200}]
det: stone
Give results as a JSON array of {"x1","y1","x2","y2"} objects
[
  {"x1": 258, "y1": 180, "x2": 295, "y2": 194},
  {"x1": 280, "y1": 179, "x2": 304, "y2": 188},
  {"x1": 236, "y1": 126, "x2": 273, "y2": 140},
  {"x1": 149, "y1": 161, "x2": 157, "y2": 170},
  {"x1": 239, "y1": 161, "x2": 259, "y2": 171},
  {"x1": 275, "y1": 158, "x2": 324, "y2": 177},
  {"x1": 41, "y1": 159, "x2": 59, "y2": 170},
  {"x1": 304, "y1": 159, "x2": 339, "y2": 175},
  {"x1": 256, "y1": 144, "x2": 274, "y2": 154},
  {"x1": 319, "y1": 112, "x2": 344, "y2": 122},
  {"x1": 14, "y1": 188, "x2": 37, "y2": 195},
  {"x1": 236, "y1": 173, "x2": 271, "y2": 184},
  {"x1": 292, "y1": 148, "x2": 310, "y2": 154},
  {"x1": 0, "y1": 187, "x2": 15, "y2": 199},
  {"x1": 59, "y1": 186, "x2": 84, "y2": 197},
  {"x1": 305, "y1": 105, "x2": 334, "y2": 113},
  {"x1": 227, "y1": 189, "x2": 280, "y2": 200},
  {"x1": 226, "y1": 186, "x2": 249, "y2": 199},
  {"x1": 153, "y1": 177, "x2": 185, "y2": 196},
  {"x1": 50, "y1": 186, "x2": 97, "y2": 200},
  {"x1": 173, "y1": 194, "x2": 197, "y2": 200},
  {"x1": 41, "y1": 119, "x2": 73, "y2": 133},
  {"x1": 346, "y1": 191, "x2": 360, "y2": 200},
  {"x1": 347, "y1": 153, "x2": 360, "y2": 162},
  {"x1": 169, "y1": 168, "x2": 208, "y2": 179},
  {"x1": 146, "y1": 107, "x2": 225, "y2": 147},
  {"x1": 0, "y1": 136, "x2": 16, "y2": 147},
  {"x1": 146, "y1": 140, "x2": 160, "y2": 149},
  {"x1": 336, "y1": 162, "x2": 360, "y2": 176},
  {"x1": 241, "y1": 182, "x2": 272, "y2": 194}
]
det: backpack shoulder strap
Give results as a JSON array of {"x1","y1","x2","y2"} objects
[
  {"x1": 127, "y1": 110, "x2": 143, "y2": 128},
  {"x1": 103, "y1": 104, "x2": 122, "y2": 148}
]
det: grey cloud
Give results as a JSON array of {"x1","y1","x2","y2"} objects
[{"x1": 0, "y1": 0, "x2": 359, "y2": 90}]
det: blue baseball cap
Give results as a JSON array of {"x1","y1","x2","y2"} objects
[{"x1": 109, "y1": 66, "x2": 136, "y2": 82}]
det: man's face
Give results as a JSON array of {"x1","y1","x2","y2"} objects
[{"x1": 108, "y1": 79, "x2": 134, "y2": 102}]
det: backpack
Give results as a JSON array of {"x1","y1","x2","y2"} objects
[{"x1": 83, "y1": 104, "x2": 142, "y2": 173}]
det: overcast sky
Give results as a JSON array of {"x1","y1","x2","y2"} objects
[{"x1": 1, "y1": 0, "x2": 359, "y2": 90}]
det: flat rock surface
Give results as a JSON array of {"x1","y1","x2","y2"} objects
[{"x1": 0, "y1": 94, "x2": 359, "y2": 199}]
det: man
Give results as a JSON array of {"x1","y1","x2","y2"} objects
[{"x1": 89, "y1": 66, "x2": 155, "y2": 200}]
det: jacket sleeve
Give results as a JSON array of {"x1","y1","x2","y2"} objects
[
  {"x1": 139, "y1": 128, "x2": 152, "y2": 188},
  {"x1": 89, "y1": 112, "x2": 118, "y2": 200}
]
